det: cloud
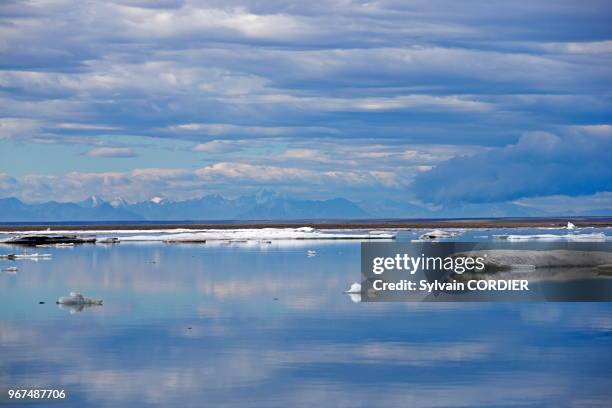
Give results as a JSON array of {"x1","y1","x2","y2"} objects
[
  {"x1": 86, "y1": 147, "x2": 137, "y2": 157},
  {"x1": 0, "y1": 0, "x2": 609, "y2": 147},
  {"x1": 0, "y1": 173, "x2": 18, "y2": 190},
  {"x1": 170, "y1": 123, "x2": 335, "y2": 138},
  {"x1": 279, "y1": 149, "x2": 322, "y2": 161},
  {"x1": 516, "y1": 192, "x2": 612, "y2": 214},
  {"x1": 58, "y1": 123, "x2": 120, "y2": 130},
  {"x1": 195, "y1": 162, "x2": 402, "y2": 188},
  {"x1": 0, "y1": 0, "x2": 610, "y2": 208},
  {"x1": 0, "y1": 163, "x2": 406, "y2": 203},
  {"x1": 412, "y1": 130, "x2": 612, "y2": 204},
  {"x1": 192, "y1": 140, "x2": 246, "y2": 153},
  {"x1": 0, "y1": 118, "x2": 42, "y2": 140}
]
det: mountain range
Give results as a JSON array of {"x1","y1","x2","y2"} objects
[
  {"x1": 0, "y1": 191, "x2": 608, "y2": 222},
  {"x1": 0, "y1": 191, "x2": 369, "y2": 222}
]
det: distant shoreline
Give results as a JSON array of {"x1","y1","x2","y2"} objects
[{"x1": 1, "y1": 216, "x2": 611, "y2": 231}]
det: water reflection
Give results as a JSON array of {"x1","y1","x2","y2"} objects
[
  {"x1": 0, "y1": 239, "x2": 611, "y2": 407},
  {"x1": 57, "y1": 303, "x2": 102, "y2": 314}
]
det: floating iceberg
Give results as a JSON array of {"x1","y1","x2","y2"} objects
[
  {"x1": 2, "y1": 235, "x2": 95, "y2": 245},
  {"x1": 566, "y1": 222, "x2": 576, "y2": 230},
  {"x1": 3, "y1": 266, "x2": 18, "y2": 273},
  {"x1": 419, "y1": 229, "x2": 457, "y2": 240},
  {"x1": 57, "y1": 292, "x2": 103, "y2": 306},
  {"x1": 344, "y1": 282, "x2": 362, "y2": 303},
  {"x1": 493, "y1": 233, "x2": 606, "y2": 241},
  {"x1": 307, "y1": 250, "x2": 317, "y2": 257}
]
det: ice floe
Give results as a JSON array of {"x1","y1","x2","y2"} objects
[
  {"x1": 566, "y1": 221, "x2": 576, "y2": 230},
  {"x1": 1, "y1": 235, "x2": 95, "y2": 245},
  {"x1": 97, "y1": 237, "x2": 119, "y2": 244},
  {"x1": 57, "y1": 292, "x2": 103, "y2": 306},
  {"x1": 493, "y1": 233, "x2": 606, "y2": 241},
  {"x1": 0, "y1": 228, "x2": 205, "y2": 235},
  {"x1": 453, "y1": 249, "x2": 612, "y2": 271},
  {"x1": 344, "y1": 282, "x2": 362, "y2": 294},
  {"x1": 115, "y1": 228, "x2": 396, "y2": 242},
  {"x1": 419, "y1": 229, "x2": 458, "y2": 240}
]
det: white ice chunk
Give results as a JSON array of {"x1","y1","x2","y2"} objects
[
  {"x1": 344, "y1": 282, "x2": 362, "y2": 294},
  {"x1": 419, "y1": 229, "x2": 457, "y2": 240},
  {"x1": 57, "y1": 292, "x2": 103, "y2": 305}
]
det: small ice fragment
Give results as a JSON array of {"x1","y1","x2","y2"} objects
[
  {"x1": 3, "y1": 266, "x2": 18, "y2": 273},
  {"x1": 419, "y1": 229, "x2": 456, "y2": 240},
  {"x1": 344, "y1": 282, "x2": 361, "y2": 294},
  {"x1": 307, "y1": 250, "x2": 317, "y2": 257},
  {"x1": 57, "y1": 292, "x2": 103, "y2": 306},
  {"x1": 297, "y1": 227, "x2": 315, "y2": 232},
  {"x1": 567, "y1": 221, "x2": 576, "y2": 230},
  {"x1": 97, "y1": 237, "x2": 119, "y2": 244}
]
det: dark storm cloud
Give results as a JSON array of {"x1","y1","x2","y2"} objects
[{"x1": 412, "y1": 127, "x2": 612, "y2": 204}]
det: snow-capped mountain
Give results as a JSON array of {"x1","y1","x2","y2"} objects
[
  {"x1": 0, "y1": 192, "x2": 371, "y2": 222},
  {"x1": 1, "y1": 191, "x2": 597, "y2": 223}
]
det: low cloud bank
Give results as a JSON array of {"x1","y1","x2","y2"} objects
[{"x1": 412, "y1": 130, "x2": 612, "y2": 204}]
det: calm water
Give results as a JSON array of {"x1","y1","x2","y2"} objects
[{"x1": 1, "y1": 229, "x2": 612, "y2": 407}]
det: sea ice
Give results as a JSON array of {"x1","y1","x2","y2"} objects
[
  {"x1": 493, "y1": 233, "x2": 606, "y2": 241},
  {"x1": 453, "y1": 249, "x2": 612, "y2": 271},
  {"x1": 1, "y1": 227, "x2": 396, "y2": 242},
  {"x1": 344, "y1": 282, "x2": 362, "y2": 294},
  {"x1": 419, "y1": 229, "x2": 457, "y2": 240},
  {"x1": 57, "y1": 292, "x2": 103, "y2": 306},
  {"x1": 116, "y1": 228, "x2": 396, "y2": 242}
]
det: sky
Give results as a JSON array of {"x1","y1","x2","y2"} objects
[{"x1": 0, "y1": 0, "x2": 611, "y2": 212}]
